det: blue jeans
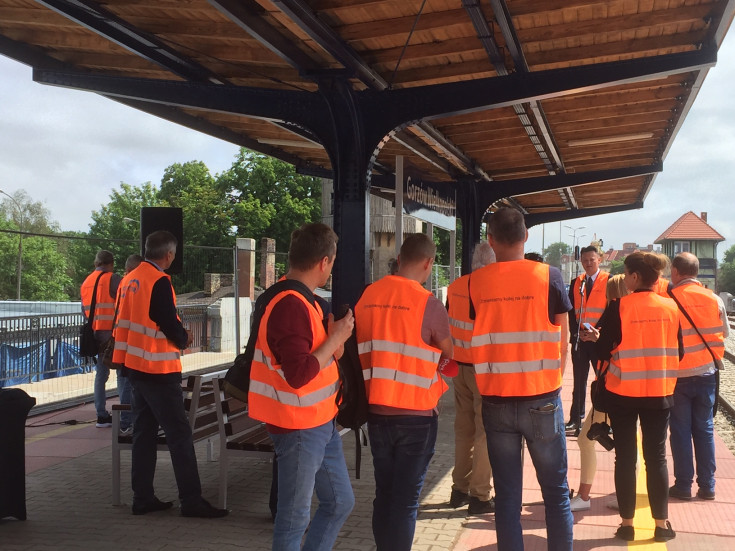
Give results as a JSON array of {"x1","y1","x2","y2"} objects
[
  {"x1": 116, "y1": 371, "x2": 134, "y2": 430},
  {"x1": 368, "y1": 413, "x2": 438, "y2": 551},
  {"x1": 269, "y1": 420, "x2": 354, "y2": 551},
  {"x1": 482, "y1": 393, "x2": 573, "y2": 551},
  {"x1": 129, "y1": 375, "x2": 202, "y2": 507},
  {"x1": 670, "y1": 374, "x2": 716, "y2": 494},
  {"x1": 93, "y1": 331, "x2": 111, "y2": 417}
]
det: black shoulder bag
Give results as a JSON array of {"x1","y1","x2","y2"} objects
[
  {"x1": 79, "y1": 272, "x2": 104, "y2": 359},
  {"x1": 667, "y1": 289, "x2": 724, "y2": 417}
]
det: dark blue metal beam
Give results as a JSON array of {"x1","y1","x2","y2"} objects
[
  {"x1": 363, "y1": 43, "x2": 717, "y2": 130},
  {"x1": 477, "y1": 163, "x2": 662, "y2": 208},
  {"x1": 525, "y1": 203, "x2": 644, "y2": 228},
  {"x1": 36, "y1": 0, "x2": 226, "y2": 84}
]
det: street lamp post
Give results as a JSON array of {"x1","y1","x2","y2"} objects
[
  {"x1": 565, "y1": 225, "x2": 586, "y2": 280},
  {"x1": 0, "y1": 189, "x2": 23, "y2": 300}
]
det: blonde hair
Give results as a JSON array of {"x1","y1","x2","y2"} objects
[{"x1": 606, "y1": 273, "x2": 628, "y2": 302}]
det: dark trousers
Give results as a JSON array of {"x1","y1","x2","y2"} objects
[
  {"x1": 569, "y1": 341, "x2": 597, "y2": 422},
  {"x1": 368, "y1": 413, "x2": 438, "y2": 551},
  {"x1": 129, "y1": 377, "x2": 202, "y2": 507},
  {"x1": 609, "y1": 406, "x2": 670, "y2": 520}
]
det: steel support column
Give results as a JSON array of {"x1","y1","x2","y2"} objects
[{"x1": 456, "y1": 181, "x2": 484, "y2": 276}]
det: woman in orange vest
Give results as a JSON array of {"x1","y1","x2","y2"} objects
[
  {"x1": 590, "y1": 252, "x2": 682, "y2": 542},
  {"x1": 570, "y1": 273, "x2": 628, "y2": 512}
]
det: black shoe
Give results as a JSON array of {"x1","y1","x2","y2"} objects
[
  {"x1": 132, "y1": 497, "x2": 174, "y2": 515},
  {"x1": 615, "y1": 525, "x2": 634, "y2": 541},
  {"x1": 180, "y1": 498, "x2": 228, "y2": 518},
  {"x1": 96, "y1": 413, "x2": 112, "y2": 428},
  {"x1": 449, "y1": 488, "x2": 470, "y2": 508},
  {"x1": 468, "y1": 496, "x2": 495, "y2": 515},
  {"x1": 654, "y1": 521, "x2": 676, "y2": 542},
  {"x1": 564, "y1": 420, "x2": 579, "y2": 434},
  {"x1": 697, "y1": 488, "x2": 715, "y2": 500},
  {"x1": 668, "y1": 485, "x2": 692, "y2": 500}
]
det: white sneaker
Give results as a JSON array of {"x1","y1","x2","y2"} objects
[{"x1": 570, "y1": 494, "x2": 591, "y2": 511}]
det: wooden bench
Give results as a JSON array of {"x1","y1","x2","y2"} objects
[
  {"x1": 111, "y1": 369, "x2": 228, "y2": 506},
  {"x1": 212, "y1": 376, "x2": 275, "y2": 508}
]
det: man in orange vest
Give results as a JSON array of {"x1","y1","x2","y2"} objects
[
  {"x1": 355, "y1": 233, "x2": 454, "y2": 551},
  {"x1": 80, "y1": 249, "x2": 122, "y2": 428},
  {"x1": 248, "y1": 222, "x2": 355, "y2": 550},
  {"x1": 668, "y1": 252, "x2": 727, "y2": 501},
  {"x1": 566, "y1": 245, "x2": 609, "y2": 435},
  {"x1": 447, "y1": 241, "x2": 496, "y2": 515},
  {"x1": 112, "y1": 231, "x2": 227, "y2": 518},
  {"x1": 469, "y1": 208, "x2": 573, "y2": 550}
]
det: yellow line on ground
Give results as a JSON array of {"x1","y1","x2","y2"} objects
[
  {"x1": 627, "y1": 431, "x2": 669, "y2": 548},
  {"x1": 25, "y1": 421, "x2": 95, "y2": 442}
]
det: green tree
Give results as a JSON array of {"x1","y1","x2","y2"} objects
[
  {"x1": 608, "y1": 259, "x2": 625, "y2": 275},
  {"x1": 0, "y1": 196, "x2": 71, "y2": 300},
  {"x1": 218, "y1": 148, "x2": 322, "y2": 252},
  {"x1": 718, "y1": 244, "x2": 735, "y2": 294},
  {"x1": 543, "y1": 241, "x2": 571, "y2": 269},
  {"x1": 159, "y1": 161, "x2": 234, "y2": 247}
]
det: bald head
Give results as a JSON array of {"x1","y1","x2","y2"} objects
[{"x1": 671, "y1": 252, "x2": 699, "y2": 284}]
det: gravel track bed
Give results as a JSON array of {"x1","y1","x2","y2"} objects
[{"x1": 714, "y1": 330, "x2": 735, "y2": 454}]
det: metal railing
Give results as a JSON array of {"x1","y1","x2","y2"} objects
[{"x1": 0, "y1": 305, "x2": 209, "y2": 388}]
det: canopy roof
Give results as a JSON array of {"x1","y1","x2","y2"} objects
[{"x1": 1, "y1": 0, "x2": 733, "y2": 223}]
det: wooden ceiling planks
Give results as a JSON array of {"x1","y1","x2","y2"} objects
[{"x1": 0, "y1": 0, "x2": 732, "y2": 220}]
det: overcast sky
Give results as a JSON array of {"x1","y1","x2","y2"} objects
[{"x1": 1, "y1": 30, "x2": 735, "y2": 260}]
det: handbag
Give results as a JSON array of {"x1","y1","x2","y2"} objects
[
  {"x1": 590, "y1": 360, "x2": 610, "y2": 413},
  {"x1": 79, "y1": 272, "x2": 104, "y2": 359},
  {"x1": 667, "y1": 288, "x2": 724, "y2": 417}
]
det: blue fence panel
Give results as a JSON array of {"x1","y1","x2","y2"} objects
[{"x1": 0, "y1": 342, "x2": 49, "y2": 387}]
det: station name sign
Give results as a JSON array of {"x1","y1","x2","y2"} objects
[{"x1": 403, "y1": 176, "x2": 456, "y2": 230}]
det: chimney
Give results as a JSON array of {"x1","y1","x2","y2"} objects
[{"x1": 701, "y1": 211, "x2": 707, "y2": 222}]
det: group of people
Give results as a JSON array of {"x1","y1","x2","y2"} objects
[
  {"x1": 80, "y1": 208, "x2": 727, "y2": 550},
  {"x1": 563, "y1": 243, "x2": 726, "y2": 543}
]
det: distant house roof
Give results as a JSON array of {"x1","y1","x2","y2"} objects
[
  {"x1": 605, "y1": 249, "x2": 624, "y2": 262},
  {"x1": 654, "y1": 211, "x2": 725, "y2": 244}
]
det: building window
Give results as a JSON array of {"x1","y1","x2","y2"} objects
[{"x1": 673, "y1": 241, "x2": 690, "y2": 254}]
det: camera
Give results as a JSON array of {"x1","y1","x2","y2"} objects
[{"x1": 587, "y1": 422, "x2": 615, "y2": 451}]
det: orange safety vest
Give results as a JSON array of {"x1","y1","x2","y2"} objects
[
  {"x1": 669, "y1": 282, "x2": 724, "y2": 378},
  {"x1": 654, "y1": 278, "x2": 670, "y2": 297},
  {"x1": 469, "y1": 260, "x2": 562, "y2": 398},
  {"x1": 572, "y1": 271, "x2": 609, "y2": 328},
  {"x1": 447, "y1": 274, "x2": 474, "y2": 366},
  {"x1": 248, "y1": 290, "x2": 339, "y2": 429},
  {"x1": 81, "y1": 270, "x2": 116, "y2": 331},
  {"x1": 606, "y1": 292, "x2": 679, "y2": 398},
  {"x1": 111, "y1": 262, "x2": 182, "y2": 375},
  {"x1": 355, "y1": 275, "x2": 447, "y2": 410}
]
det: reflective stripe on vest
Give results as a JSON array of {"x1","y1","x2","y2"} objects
[
  {"x1": 247, "y1": 290, "x2": 339, "y2": 429},
  {"x1": 111, "y1": 263, "x2": 182, "y2": 375},
  {"x1": 355, "y1": 275, "x2": 448, "y2": 410},
  {"x1": 81, "y1": 270, "x2": 116, "y2": 332},
  {"x1": 572, "y1": 271, "x2": 609, "y2": 328},
  {"x1": 469, "y1": 260, "x2": 562, "y2": 398},
  {"x1": 447, "y1": 275, "x2": 474, "y2": 364},
  {"x1": 670, "y1": 282, "x2": 725, "y2": 378},
  {"x1": 606, "y1": 292, "x2": 679, "y2": 397}
]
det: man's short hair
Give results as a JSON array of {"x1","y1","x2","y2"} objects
[
  {"x1": 125, "y1": 254, "x2": 144, "y2": 274},
  {"x1": 399, "y1": 233, "x2": 436, "y2": 265},
  {"x1": 472, "y1": 242, "x2": 496, "y2": 271},
  {"x1": 94, "y1": 250, "x2": 114, "y2": 267},
  {"x1": 288, "y1": 223, "x2": 338, "y2": 271},
  {"x1": 144, "y1": 230, "x2": 177, "y2": 260},
  {"x1": 488, "y1": 207, "x2": 526, "y2": 245},
  {"x1": 672, "y1": 252, "x2": 699, "y2": 277},
  {"x1": 524, "y1": 252, "x2": 544, "y2": 263},
  {"x1": 580, "y1": 245, "x2": 601, "y2": 256}
]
